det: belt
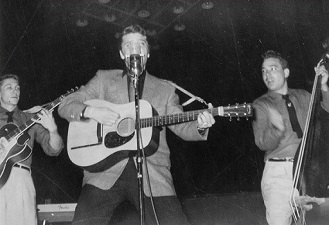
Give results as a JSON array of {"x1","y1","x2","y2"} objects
[
  {"x1": 268, "y1": 158, "x2": 294, "y2": 162},
  {"x1": 13, "y1": 164, "x2": 31, "y2": 172}
]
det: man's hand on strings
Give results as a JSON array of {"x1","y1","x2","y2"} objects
[
  {"x1": 0, "y1": 137, "x2": 9, "y2": 151},
  {"x1": 315, "y1": 61, "x2": 329, "y2": 91},
  {"x1": 294, "y1": 195, "x2": 325, "y2": 211},
  {"x1": 32, "y1": 109, "x2": 58, "y2": 133},
  {"x1": 84, "y1": 106, "x2": 120, "y2": 126}
]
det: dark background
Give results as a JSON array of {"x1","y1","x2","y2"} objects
[{"x1": 1, "y1": 0, "x2": 329, "y2": 206}]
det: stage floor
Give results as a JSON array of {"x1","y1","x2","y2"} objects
[
  {"x1": 38, "y1": 192, "x2": 329, "y2": 225},
  {"x1": 37, "y1": 192, "x2": 329, "y2": 225},
  {"x1": 107, "y1": 192, "x2": 267, "y2": 225},
  {"x1": 38, "y1": 192, "x2": 266, "y2": 225}
]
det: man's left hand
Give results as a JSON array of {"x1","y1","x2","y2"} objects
[
  {"x1": 315, "y1": 60, "x2": 329, "y2": 91},
  {"x1": 197, "y1": 103, "x2": 215, "y2": 129},
  {"x1": 32, "y1": 109, "x2": 58, "y2": 133}
]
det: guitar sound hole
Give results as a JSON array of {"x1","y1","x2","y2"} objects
[
  {"x1": 117, "y1": 117, "x2": 135, "y2": 137},
  {"x1": 104, "y1": 117, "x2": 135, "y2": 148}
]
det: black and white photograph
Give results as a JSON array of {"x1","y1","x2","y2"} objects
[{"x1": 1, "y1": 1, "x2": 329, "y2": 225}]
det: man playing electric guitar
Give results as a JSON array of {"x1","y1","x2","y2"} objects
[
  {"x1": 58, "y1": 24, "x2": 215, "y2": 225},
  {"x1": 0, "y1": 74, "x2": 64, "y2": 225}
]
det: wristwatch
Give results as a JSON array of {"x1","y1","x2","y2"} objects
[
  {"x1": 197, "y1": 126, "x2": 207, "y2": 134},
  {"x1": 80, "y1": 106, "x2": 89, "y2": 120}
]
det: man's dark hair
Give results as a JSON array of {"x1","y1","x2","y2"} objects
[
  {"x1": 0, "y1": 74, "x2": 19, "y2": 87},
  {"x1": 118, "y1": 24, "x2": 148, "y2": 50},
  {"x1": 262, "y1": 50, "x2": 289, "y2": 69}
]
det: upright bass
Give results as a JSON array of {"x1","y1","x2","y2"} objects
[{"x1": 290, "y1": 51, "x2": 329, "y2": 225}]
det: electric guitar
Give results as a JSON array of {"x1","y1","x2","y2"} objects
[
  {"x1": 0, "y1": 88, "x2": 77, "y2": 189},
  {"x1": 67, "y1": 99, "x2": 253, "y2": 172}
]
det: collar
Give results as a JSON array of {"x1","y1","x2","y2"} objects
[
  {"x1": 267, "y1": 89, "x2": 292, "y2": 100},
  {"x1": 0, "y1": 105, "x2": 19, "y2": 114}
]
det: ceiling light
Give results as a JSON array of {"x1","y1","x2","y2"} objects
[
  {"x1": 174, "y1": 23, "x2": 186, "y2": 31},
  {"x1": 173, "y1": 6, "x2": 184, "y2": 14},
  {"x1": 114, "y1": 32, "x2": 121, "y2": 39},
  {"x1": 201, "y1": 1, "x2": 214, "y2": 10},
  {"x1": 147, "y1": 29, "x2": 157, "y2": 36},
  {"x1": 104, "y1": 14, "x2": 116, "y2": 22},
  {"x1": 76, "y1": 18, "x2": 88, "y2": 27},
  {"x1": 138, "y1": 9, "x2": 150, "y2": 18}
]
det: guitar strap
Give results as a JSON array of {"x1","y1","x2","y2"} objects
[
  {"x1": 125, "y1": 69, "x2": 207, "y2": 107},
  {"x1": 164, "y1": 80, "x2": 209, "y2": 106}
]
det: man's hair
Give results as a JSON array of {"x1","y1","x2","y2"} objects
[
  {"x1": 262, "y1": 50, "x2": 289, "y2": 69},
  {"x1": 0, "y1": 74, "x2": 20, "y2": 87},
  {"x1": 118, "y1": 24, "x2": 148, "y2": 50}
]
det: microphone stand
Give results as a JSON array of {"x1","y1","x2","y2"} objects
[{"x1": 132, "y1": 72, "x2": 145, "y2": 225}]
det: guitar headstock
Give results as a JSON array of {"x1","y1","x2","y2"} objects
[
  {"x1": 60, "y1": 87, "x2": 78, "y2": 100},
  {"x1": 223, "y1": 103, "x2": 253, "y2": 119},
  {"x1": 35, "y1": 87, "x2": 79, "y2": 114}
]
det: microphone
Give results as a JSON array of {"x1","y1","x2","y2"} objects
[
  {"x1": 129, "y1": 54, "x2": 143, "y2": 77},
  {"x1": 126, "y1": 54, "x2": 144, "y2": 88}
]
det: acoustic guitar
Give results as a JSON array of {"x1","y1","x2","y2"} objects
[{"x1": 67, "y1": 99, "x2": 253, "y2": 172}]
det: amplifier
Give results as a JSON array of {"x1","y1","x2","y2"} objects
[{"x1": 37, "y1": 203, "x2": 77, "y2": 224}]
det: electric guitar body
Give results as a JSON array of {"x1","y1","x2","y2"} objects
[{"x1": 0, "y1": 123, "x2": 31, "y2": 189}]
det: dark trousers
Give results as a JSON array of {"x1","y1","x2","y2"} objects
[{"x1": 72, "y1": 158, "x2": 190, "y2": 225}]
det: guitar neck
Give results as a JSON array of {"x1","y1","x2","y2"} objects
[
  {"x1": 140, "y1": 107, "x2": 222, "y2": 128},
  {"x1": 5, "y1": 93, "x2": 71, "y2": 142},
  {"x1": 140, "y1": 103, "x2": 252, "y2": 128}
]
